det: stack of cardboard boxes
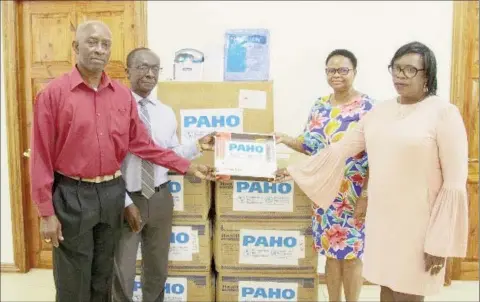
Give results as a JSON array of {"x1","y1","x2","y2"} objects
[
  {"x1": 213, "y1": 169, "x2": 318, "y2": 301},
  {"x1": 131, "y1": 81, "x2": 320, "y2": 301}
]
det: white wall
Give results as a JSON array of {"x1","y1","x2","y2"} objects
[
  {"x1": 147, "y1": 0, "x2": 453, "y2": 151},
  {"x1": 1, "y1": 14, "x2": 15, "y2": 263},
  {"x1": 0, "y1": 0, "x2": 454, "y2": 266}
]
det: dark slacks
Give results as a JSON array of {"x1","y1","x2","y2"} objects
[
  {"x1": 52, "y1": 173, "x2": 125, "y2": 302},
  {"x1": 112, "y1": 185, "x2": 174, "y2": 302}
]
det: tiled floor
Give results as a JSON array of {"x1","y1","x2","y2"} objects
[{"x1": 1, "y1": 269, "x2": 479, "y2": 301}]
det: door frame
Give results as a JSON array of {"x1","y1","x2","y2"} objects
[
  {"x1": 449, "y1": 0, "x2": 479, "y2": 281},
  {"x1": 1, "y1": 0, "x2": 148, "y2": 273}
]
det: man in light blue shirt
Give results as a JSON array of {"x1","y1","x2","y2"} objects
[{"x1": 112, "y1": 47, "x2": 213, "y2": 302}]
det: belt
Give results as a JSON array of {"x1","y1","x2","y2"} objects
[
  {"x1": 128, "y1": 181, "x2": 170, "y2": 195},
  {"x1": 57, "y1": 170, "x2": 122, "y2": 183}
]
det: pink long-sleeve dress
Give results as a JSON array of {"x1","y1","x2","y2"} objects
[{"x1": 287, "y1": 96, "x2": 468, "y2": 296}]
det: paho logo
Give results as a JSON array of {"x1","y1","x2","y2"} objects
[
  {"x1": 236, "y1": 181, "x2": 292, "y2": 194},
  {"x1": 228, "y1": 142, "x2": 264, "y2": 153},
  {"x1": 241, "y1": 285, "x2": 296, "y2": 300},
  {"x1": 242, "y1": 234, "x2": 297, "y2": 248},
  {"x1": 183, "y1": 114, "x2": 240, "y2": 128}
]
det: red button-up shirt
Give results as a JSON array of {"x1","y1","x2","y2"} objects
[{"x1": 30, "y1": 67, "x2": 191, "y2": 217}]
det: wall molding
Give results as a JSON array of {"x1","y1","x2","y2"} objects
[
  {"x1": 1, "y1": 0, "x2": 28, "y2": 273},
  {"x1": 1, "y1": 263, "x2": 21, "y2": 273}
]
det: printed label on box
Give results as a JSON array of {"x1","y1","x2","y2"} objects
[
  {"x1": 239, "y1": 229, "x2": 305, "y2": 266},
  {"x1": 133, "y1": 276, "x2": 142, "y2": 302},
  {"x1": 168, "y1": 175, "x2": 184, "y2": 211},
  {"x1": 238, "y1": 280, "x2": 298, "y2": 302},
  {"x1": 180, "y1": 108, "x2": 243, "y2": 144},
  {"x1": 133, "y1": 276, "x2": 188, "y2": 302},
  {"x1": 169, "y1": 226, "x2": 199, "y2": 261},
  {"x1": 164, "y1": 277, "x2": 188, "y2": 302},
  {"x1": 233, "y1": 180, "x2": 294, "y2": 212}
]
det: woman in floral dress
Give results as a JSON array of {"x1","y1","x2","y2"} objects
[{"x1": 276, "y1": 49, "x2": 374, "y2": 301}]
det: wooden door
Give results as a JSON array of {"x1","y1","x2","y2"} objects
[
  {"x1": 15, "y1": 0, "x2": 147, "y2": 269},
  {"x1": 449, "y1": 0, "x2": 479, "y2": 281}
]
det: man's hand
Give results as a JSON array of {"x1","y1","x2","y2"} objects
[
  {"x1": 41, "y1": 215, "x2": 64, "y2": 248},
  {"x1": 186, "y1": 163, "x2": 215, "y2": 181},
  {"x1": 353, "y1": 196, "x2": 368, "y2": 222},
  {"x1": 198, "y1": 133, "x2": 215, "y2": 151},
  {"x1": 125, "y1": 204, "x2": 142, "y2": 233},
  {"x1": 424, "y1": 253, "x2": 446, "y2": 276},
  {"x1": 272, "y1": 168, "x2": 293, "y2": 183}
]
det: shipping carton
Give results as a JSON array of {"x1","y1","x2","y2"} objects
[
  {"x1": 215, "y1": 180, "x2": 312, "y2": 220},
  {"x1": 157, "y1": 81, "x2": 274, "y2": 167},
  {"x1": 216, "y1": 272, "x2": 317, "y2": 302},
  {"x1": 137, "y1": 220, "x2": 212, "y2": 272},
  {"x1": 133, "y1": 271, "x2": 215, "y2": 302},
  {"x1": 168, "y1": 174, "x2": 211, "y2": 221},
  {"x1": 214, "y1": 220, "x2": 316, "y2": 273}
]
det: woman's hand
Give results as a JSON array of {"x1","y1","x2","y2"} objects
[
  {"x1": 273, "y1": 132, "x2": 308, "y2": 154},
  {"x1": 353, "y1": 196, "x2": 368, "y2": 222},
  {"x1": 274, "y1": 132, "x2": 290, "y2": 145},
  {"x1": 424, "y1": 253, "x2": 446, "y2": 276}
]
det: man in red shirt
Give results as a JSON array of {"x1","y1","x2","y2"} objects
[{"x1": 30, "y1": 20, "x2": 213, "y2": 302}]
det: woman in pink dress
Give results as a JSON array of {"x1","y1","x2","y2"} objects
[{"x1": 275, "y1": 41, "x2": 468, "y2": 301}]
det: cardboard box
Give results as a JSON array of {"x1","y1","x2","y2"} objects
[
  {"x1": 137, "y1": 220, "x2": 212, "y2": 272},
  {"x1": 216, "y1": 272, "x2": 317, "y2": 302},
  {"x1": 215, "y1": 180, "x2": 312, "y2": 220},
  {"x1": 157, "y1": 81, "x2": 274, "y2": 167},
  {"x1": 133, "y1": 271, "x2": 215, "y2": 302},
  {"x1": 214, "y1": 220, "x2": 317, "y2": 273},
  {"x1": 168, "y1": 174, "x2": 211, "y2": 221}
]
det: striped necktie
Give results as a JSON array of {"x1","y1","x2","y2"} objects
[{"x1": 138, "y1": 98, "x2": 155, "y2": 199}]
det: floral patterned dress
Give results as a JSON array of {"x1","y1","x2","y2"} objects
[{"x1": 298, "y1": 94, "x2": 374, "y2": 260}]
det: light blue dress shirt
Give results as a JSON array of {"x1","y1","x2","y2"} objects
[{"x1": 123, "y1": 92, "x2": 201, "y2": 206}]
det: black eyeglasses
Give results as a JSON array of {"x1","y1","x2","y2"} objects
[
  {"x1": 388, "y1": 64, "x2": 424, "y2": 79},
  {"x1": 134, "y1": 65, "x2": 163, "y2": 74},
  {"x1": 325, "y1": 67, "x2": 353, "y2": 76}
]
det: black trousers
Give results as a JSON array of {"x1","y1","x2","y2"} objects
[
  {"x1": 112, "y1": 185, "x2": 174, "y2": 302},
  {"x1": 51, "y1": 173, "x2": 126, "y2": 302}
]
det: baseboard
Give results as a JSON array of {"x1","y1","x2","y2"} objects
[
  {"x1": 1, "y1": 262, "x2": 20, "y2": 273},
  {"x1": 457, "y1": 260, "x2": 479, "y2": 280}
]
